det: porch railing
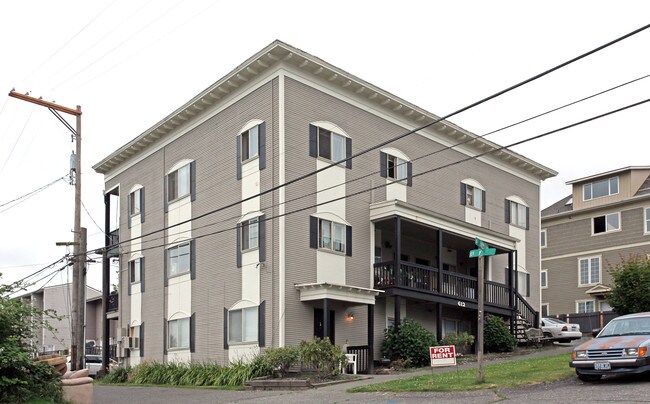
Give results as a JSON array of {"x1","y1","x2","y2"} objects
[
  {"x1": 485, "y1": 281, "x2": 510, "y2": 308},
  {"x1": 515, "y1": 292, "x2": 538, "y2": 328},
  {"x1": 107, "y1": 292, "x2": 118, "y2": 313},
  {"x1": 346, "y1": 345, "x2": 369, "y2": 374}
]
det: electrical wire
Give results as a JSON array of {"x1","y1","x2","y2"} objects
[
  {"x1": 0, "y1": 106, "x2": 36, "y2": 176},
  {"x1": 82, "y1": 199, "x2": 105, "y2": 236},
  {"x1": 0, "y1": 174, "x2": 68, "y2": 208}
]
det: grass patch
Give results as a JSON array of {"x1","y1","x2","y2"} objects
[{"x1": 349, "y1": 353, "x2": 574, "y2": 392}]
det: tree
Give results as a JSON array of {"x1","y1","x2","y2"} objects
[
  {"x1": 381, "y1": 318, "x2": 438, "y2": 367},
  {"x1": 0, "y1": 274, "x2": 63, "y2": 403},
  {"x1": 607, "y1": 255, "x2": 650, "y2": 315}
]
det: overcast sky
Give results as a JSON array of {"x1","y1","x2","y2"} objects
[{"x1": 1, "y1": 0, "x2": 648, "y2": 291}]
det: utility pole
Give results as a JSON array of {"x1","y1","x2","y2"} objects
[{"x1": 8, "y1": 91, "x2": 84, "y2": 370}]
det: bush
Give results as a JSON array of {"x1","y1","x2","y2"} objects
[
  {"x1": 264, "y1": 346, "x2": 299, "y2": 377},
  {"x1": 484, "y1": 315, "x2": 516, "y2": 352},
  {"x1": 381, "y1": 318, "x2": 437, "y2": 367},
  {"x1": 440, "y1": 332, "x2": 475, "y2": 354},
  {"x1": 102, "y1": 365, "x2": 131, "y2": 383},
  {"x1": 607, "y1": 255, "x2": 650, "y2": 315},
  {"x1": 299, "y1": 337, "x2": 347, "y2": 377}
]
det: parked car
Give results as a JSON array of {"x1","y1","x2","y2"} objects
[
  {"x1": 570, "y1": 312, "x2": 650, "y2": 381},
  {"x1": 541, "y1": 318, "x2": 582, "y2": 342},
  {"x1": 85, "y1": 354, "x2": 102, "y2": 377}
]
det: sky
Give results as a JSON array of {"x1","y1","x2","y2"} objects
[{"x1": 0, "y1": 0, "x2": 648, "y2": 291}]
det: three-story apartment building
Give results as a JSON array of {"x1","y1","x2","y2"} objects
[
  {"x1": 93, "y1": 41, "x2": 555, "y2": 370},
  {"x1": 541, "y1": 167, "x2": 650, "y2": 316}
]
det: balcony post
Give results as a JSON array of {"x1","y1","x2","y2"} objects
[
  {"x1": 508, "y1": 251, "x2": 515, "y2": 335},
  {"x1": 394, "y1": 216, "x2": 401, "y2": 287},
  {"x1": 367, "y1": 304, "x2": 374, "y2": 374},
  {"x1": 101, "y1": 192, "x2": 111, "y2": 375},
  {"x1": 394, "y1": 295, "x2": 401, "y2": 330},
  {"x1": 323, "y1": 298, "x2": 330, "y2": 343},
  {"x1": 436, "y1": 229, "x2": 443, "y2": 341}
]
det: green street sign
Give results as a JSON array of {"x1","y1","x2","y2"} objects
[
  {"x1": 469, "y1": 248, "x2": 496, "y2": 258},
  {"x1": 475, "y1": 237, "x2": 488, "y2": 250}
]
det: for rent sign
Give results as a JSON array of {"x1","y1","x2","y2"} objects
[{"x1": 430, "y1": 345, "x2": 457, "y2": 367}]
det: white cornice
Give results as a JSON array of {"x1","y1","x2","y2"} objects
[{"x1": 93, "y1": 40, "x2": 557, "y2": 182}]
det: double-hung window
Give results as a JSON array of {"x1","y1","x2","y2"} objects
[
  {"x1": 168, "y1": 164, "x2": 190, "y2": 202},
  {"x1": 168, "y1": 317, "x2": 190, "y2": 349},
  {"x1": 129, "y1": 325, "x2": 140, "y2": 349},
  {"x1": 241, "y1": 125, "x2": 259, "y2": 161},
  {"x1": 593, "y1": 212, "x2": 620, "y2": 234},
  {"x1": 129, "y1": 188, "x2": 142, "y2": 216},
  {"x1": 129, "y1": 259, "x2": 141, "y2": 283},
  {"x1": 540, "y1": 269, "x2": 548, "y2": 289},
  {"x1": 577, "y1": 300, "x2": 596, "y2": 313},
  {"x1": 319, "y1": 219, "x2": 346, "y2": 253},
  {"x1": 380, "y1": 151, "x2": 412, "y2": 186},
  {"x1": 583, "y1": 176, "x2": 618, "y2": 201},
  {"x1": 168, "y1": 243, "x2": 191, "y2": 277},
  {"x1": 646, "y1": 207, "x2": 650, "y2": 234},
  {"x1": 241, "y1": 218, "x2": 259, "y2": 251},
  {"x1": 506, "y1": 199, "x2": 529, "y2": 229},
  {"x1": 540, "y1": 229, "x2": 547, "y2": 248},
  {"x1": 461, "y1": 183, "x2": 485, "y2": 211},
  {"x1": 578, "y1": 256, "x2": 600, "y2": 286},
  {"x1": 309, "y1": 124, "x2": 351, "y2": 168},
  {"x1": 228, "y1": 307, "x2": 258, "y2": 344}
]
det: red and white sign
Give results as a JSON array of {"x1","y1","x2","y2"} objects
[{"x1": 430, "y1": 345, "x2": 457, "y2": 367}]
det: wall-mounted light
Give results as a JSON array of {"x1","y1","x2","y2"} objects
[{"x1": 347, "y1": 312, "x2": 354, "y2": 320}]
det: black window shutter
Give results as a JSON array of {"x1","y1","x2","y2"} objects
[
  {"x1": 481, "y1": 190, "x2": 487, "y2": 212},
  {"x1": 258, "y1": 301, "x2": 266, "y2": 347},
  {"x1": 345, "y1": 137, "x2": 352, "y2": 169},
  {"x1": 163, "y1": 318, "x2": 167, "y2": 355},
  {"x1": 139, "y1": 322, "x2": 144, "y2": 357},
  {"x1": 309, "y1": 124, "x2": 318, "y2": 157},
  {"x1": 460, "y1": 183, "x2": 467, "y2": 206},
  {"x1": 406, "y1": 161, "x2": 413, "y2": 187},
  {"x1": 309, "y1": 216, "x2": 318, "y2": 249},
  {"x1": 127, "y1": 261, "x2": 132, "y2": 296},
  {"x1": 163, "y1": 176, "x2": 169, "y2": 213},
  {"x1": 140, "y1": 188, "x2": 145, "y2": 223},
  {"x1": 258, "y1": 215, "x2": 266, "y2": 263},
  {"x1": 236, "y1": 223, "x2": 242, "y2": 268},
  {"x1": 505, "y1": 267, "x2": 510, "y2": 286},
  {"x1": 190, "y1": 161, "x2": 196, "y2": 202},
  {"x1": 346, "y1": 225, "x2": 352, "y2": 257},
  {"x1": 236, "y1": 134, "x2": 242, "y2": 180},
  {"x1": 379, "y1": 152, "x2": 387, "y2": 178},
  {"x1": 259, "y1": 122, "x2": 266, "y2": 170},
  {"x1": 223, "y1": 308, "x2": 229, "y2": 350},
  {"x1": 526, "y1": 273, "x2": 531, "y2": 297},
  {"x1": 163, "y1": 248, "x2": 168, "y2": 287},
  {"x1": 140, "y1": 257, "x2": 145, "y2": 293},
  {"x1": 504, "y1": 199, "x2": 511, "y2": 224},
  {"x1": 525, "y1": 206, "x2": 530, "y2": 230},
  {"x1": 190, "y1": 239, "x2": 196, "y2": 280},
  {"x1": 127, "y1": 193, "x2": 132, "y2": 229},
  {"x1": 190, "y1": 313, "x2": 196, "y2": 353}
]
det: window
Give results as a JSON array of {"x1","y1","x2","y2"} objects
[
  {"x1": 168, "y1": 164, "x2": 190, "y2": 201},
  {"x1": 645, "y1": 207, "x2": 650, "y2": 234},
  {"x1": 168, "y1": 318, "x2": 190, "y2": 349},
  {"x1": 241, "y1": 218, "x2": 259, "y2": 251},
  {"x1": 241, "y1": 125, "x2": 259, "y2": 161},
  {"x1": 309, "y1": 124, "x2": 351, "y2": 168},
  {"x1": 506, "y1": 199, "x2": 529, "y2": 229},
  {"x1": 517, "y1": 271, "x2": 530, "y2": 297},
  {"x1": 593, "y1": 212, "x2": 620, "y2": 234},
  {"x1": 374, "y1": 246, "x2": 382, "y2": 263},
  {"x1": 228, "y1": 307, "x2": 258, "y2": 343},
  {"x1": 577, "y1": 300, "x2": 596, "y2": 313},
  {"x1": 540, "y1": 229, "x2": 547, "y2": 248},
  {"x1": 319, "y1": 219, "x2": 346, "y2": 253},
  {"x1": 387, "y1": 155, "x2": 408, "y2": 180},
  {"x1": 540, "y1": 269, "x2": 548, "y2": 289},
  {"x1": 168, "y1": 243, "x2": 191, "y2": 277},
  {"x1": 129, "y1": 326, "x2": 140, "y2": 349},
  {"x1": 541, "y1": 304, "x2": 549, "y2": 317},
  {"x1": 583, "y1": 176, "x2": 618, "y2": 201},
  {"x1": 129, "y1": 188, "x2": 142, "y2": 216},
  {"x1": 129, "y1": 259, "x2": 141, "y2": 283},
  {"x1": 461, "y1": 183, "x2": 485, "y2": 211},
  {"x1": 579, "y1": 256, "x2": 600, "y2": 286},
  {"x1": 380, "y1": 151, "x2": 412, "y2": 186}
]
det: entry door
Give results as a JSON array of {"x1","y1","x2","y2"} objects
[{"x1": 313, "y1": 308, "x2": 335, "y2": 344}]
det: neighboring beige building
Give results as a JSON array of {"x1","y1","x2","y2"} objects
[
  {"x1": 18, "y1": 283, "x2": 116, "y2": 354},
  {"x1": 541, "y1": 166, "x2": 650, "y2": 316},
  {"x1": 93, "y1": 40, "x2": 555, "y2": 371}
]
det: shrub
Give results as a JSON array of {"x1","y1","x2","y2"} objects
[
  {"x1": 249, "y1": 353, "x2": 274, "y2": 379},
  {"x1": 381, "y1": 318, "x2": 437, "y2": 367},
  {"x1": 102, "y1": 365, "x2": 131, "y2": 383},
  {"x1": 607, "y1": 254, "x2": 650, "y2": 315},
  {"x1": 299, "y1": 337, "x2": 347, "y2": 377},
  {"x1": 484, "y1": 315, "x2": 516, "y2": 352},
  {"x1": 440, "y1": 332, "x2": 475, "y2": 354},
  {"x1": 264, "y1": 346, "x2": 299, "y2": 377}
]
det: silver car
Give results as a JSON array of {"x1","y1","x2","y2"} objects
[
  {"x1": 85, "y1": 354, "x2": 102, "y2": 377},
  {"x1": 541, "y1": 318, "x2": 582, "y2": 342}
]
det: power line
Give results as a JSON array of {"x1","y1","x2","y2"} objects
[
  {"x1": 0, "y1": 174, "x2": 68, "y2": 208},
  {"x1": 101, "y1": 97, "x2": 650, "y2": 257},
  {"x1": 0, "y1": 106, "x2": 36, "y2": 176},
  {"x1": 81, "y1": 199, "x2": 105, "y2": 236},
  {"x1": 109, "y1": 23, "x2": 650, "y2": 251}
]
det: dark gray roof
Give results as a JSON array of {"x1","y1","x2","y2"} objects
[
  {"x1": 634, "y1": 174, "x2": 650, "y2": 196},
  {"x1": 542, "y1": 194, "x2": 573, "y2": 217}
]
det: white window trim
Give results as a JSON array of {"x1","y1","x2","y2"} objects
[
  {"x1": 540, "y1": 269, "x2": 548, "y2": 289},
  {"x1": 644, "y1": 207, "x2": 650, "y2": 235},
  {"x1": 578, "y1": 255, "x2": 601, "y2": 287},
  {"x1": 540, "y1": 229, "x2": 547, "y2": 248},
  {"x1": 167, "y1": 162, "x2": 192, "y2": 203},
  {"x1": 228, "y1": 305, "x2": 259, "y2": 345},
  {"x1": 583, "y1": 176, "x2": 619, "y2": 201},
  {"x1": 241, "y1": 217, "x2": 259, "y2": 252},
  {"x1": 576, "y1": 299, "x2": 596, "y2": 313},
  {"x1": 591, "y1": 212, "x2": 621, "y2": 236},
  {"x1": 506, "y1": 196, "x2": 528, "y2": 229},
  {"x1": 129, "y1": 258, "x2": 142, "y2": 284},
  {"x1": 311, "y1": 121, "x2": 349, "y2": 165},
  {"x1": 318, "y1": 219, "x2": 346, "y2": 254},
  {"x1": 168, "y1": 317, "x2": 190, "y2": 350},
  {"x1": 541, "y1": 303, "x2": 550, "y2": 317},
  {"x1": 240, "y1": 121, "x2": 263, "y2": 163},
  {"x1": 129, "y1": 185, "x2": 143, "y2": 217},
  {"x1": 386, "y1": 154, "x2": 409, "y2": 181},
  {"x1": 462, "y1": 179, "x2": 485, "y2": 211},
  {"x1": 167, "y1": 242, "x2": 191, "y2": 278}
]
